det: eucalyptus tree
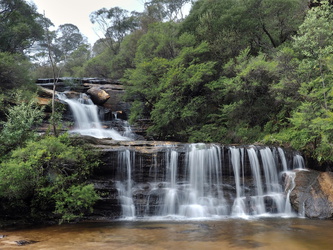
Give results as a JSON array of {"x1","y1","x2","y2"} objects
[
  {"x1": 0, "y1": 0, "x2": 44, "y2": 90},
  {"x1": 63, "y1": 44, "x2": 91, "y2": 76},
  {"x1": 0, "y1": 0, "x2": 44, "y2": 54},
  {"x1": 246, "y1": 0, "x2": 308, "y2": 49},
  {"x1": 90, "y1": 7, "x2": 139, "y2": 55},
  {"x1": 55, "y1": 24, "x2": 86, "y2": 62},
  {"x1": 144, "y1": 0, "x2": 191, "y2": 21},
  {"x1": 33, "y1": 22, "x2": 87, "y2": 74}
]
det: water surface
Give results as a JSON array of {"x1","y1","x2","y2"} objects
[{"x1": 1, "y1": 218, "x2": 332, "y2": 249}]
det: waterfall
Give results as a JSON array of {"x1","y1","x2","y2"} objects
[
  {"x1": 178, "y1": 144, "x2": 227, "y2": 218},
  {"x1": 230, "y1": 147, "x2": 247, "y2": 217},
  {"x1": 293, "y1": 154, "x2": 305, "y2": 169},
  {"x1": 160, "y1": 150, "x2": 179, "y2": 215},
  {"x1": 57, "y1": 92, "x2": 132, "y2": 140},
  {"x1": 116, "y1": 149, "x2": 135, "y2": 218},
  {"x1": 113, "y1": 144, "x2": 302, "y2": 220},
  {"x1": 283, "y1": 171, "x2": 297, "y2": 216},
  {"x1": 278, "y1": 147, "x2": 288, "y2": 172}
]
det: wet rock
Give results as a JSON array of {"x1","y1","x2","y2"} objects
[
  {"x1": 15, "y1": 240, "x2": 38, "y2": 245},
  {"x1": 290, "y1": 169, "x2": 333, "y2": 219},
  {"x1": 87, "y1": 87, "x2": 110, "y2": 105}
]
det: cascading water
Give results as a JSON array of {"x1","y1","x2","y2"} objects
[
  {"x1": 178, "y1": 144, "x2": 228, "y2": 218},
  {"x1": 113, "y1": 144, "x2": 304, "y2": 220},
  {"x1": 57, "y1": 92, "x2": 132, "y2": 140},
  {"x1": 230, "y1": 147, "x2": 247, "y2": 217},
  {"x1": 116, "y1": 149, "x2": 136, "y2": 218}
]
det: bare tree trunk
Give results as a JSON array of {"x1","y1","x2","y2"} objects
[{"x1": 44, "y1": 11, "x2": 59, "y2": 136}]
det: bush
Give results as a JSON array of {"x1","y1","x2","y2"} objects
[
  {"x1": 0, "y1": 134, "x2": 100, "y2": 222},
  {"x1": 0, "y1": 93, "x2": 44, "y2": 157}
]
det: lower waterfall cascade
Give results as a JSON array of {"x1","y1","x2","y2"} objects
[{"x1": 111, "y1": 143, "x2": 305, "y2": 220}]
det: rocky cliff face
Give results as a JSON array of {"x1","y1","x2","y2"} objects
[{"x1": 290, "y1": 170, "x2": 333, "y2": 219}]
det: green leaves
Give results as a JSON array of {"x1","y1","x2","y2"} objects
[
  {"x1": 0, "y1": 134, "x2": 100, "y2": 221},
  {"x1": 0, "y1": 93, "x2": 44, "y2": 156},
  {"x1": 53, "y1": 184, "x2": 99, "y2": 222},
  {"x1": 0, "y1": 0, "x2": 44, "y2": 54}
]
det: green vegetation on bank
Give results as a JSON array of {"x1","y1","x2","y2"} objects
[
  {"x1": 0, "y1": 0, "x2": 100, "y2": 223},
  {"x1": 0, "y1": 96, "x2": 99, "y2": 222}
]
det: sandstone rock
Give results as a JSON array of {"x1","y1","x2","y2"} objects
[
  {"x1": 290, "y1": 169, "x2": 333, "y2": 219},
  {"x1": 87, "y1": 87, "x2": 110, "y2": 105},
  {"x1": 37, "y1": 97, "x2": 51, "y2": 106},
  {"x1": 38, "y1": 86, "x2": 56, "y2": 98}
]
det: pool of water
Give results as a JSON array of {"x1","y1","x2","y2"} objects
[{"x1": 1, "y1": 218, "x2": 333, "y2": 249}]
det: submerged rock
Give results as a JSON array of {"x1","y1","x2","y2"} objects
[
  {"x1": 290, "y1": 169, "x2": 333, "y2": 219},
  {"x1": 15, "y1": 240, "x2": 39, "y2": 245}
]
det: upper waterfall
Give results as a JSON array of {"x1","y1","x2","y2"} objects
[{"x1": 57, "y1": 92, "x2": 133, "y2": 140}]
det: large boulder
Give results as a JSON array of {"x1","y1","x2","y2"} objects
[
  {"x1": 87, "y1": 87, "x2": 110, "y2": 105},
  {"x1": 290, "y1": 169, "x2": 333, "y2": 219}
]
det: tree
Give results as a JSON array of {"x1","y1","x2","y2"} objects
[
  {"x1": 144, "y1": 0, "x2": 191, "y2": 21},
  {"x1": 181, "y1": 0, "x2": 307, "y2": 64},
  {"x1": 90, "y1": 7, "x2": 139, "y2": 54},
  {"x1": 124, "y1": 28, "x2": 217, "y2": 141},
  {"x1": 56, "y1": 24, "x2": 86, "y2": 62},
  {"x1": 293, "y1": 1, "x2": 333, "y2": 109},
  {"x1": 63, "y1": 44, "x2": 91, "y2": 76},
  {"x1": 0, "y1": 0, "x2": 44, "y2": 54},
  {"x1": 265, "y1": 1, "x2": 333, "y2": 164},
  {"x1": 0, "y1": 52, "x2": 32, "y2": 90},
  {"x1": 245, "y1": 0, "x2": 308, "y2": 49}
]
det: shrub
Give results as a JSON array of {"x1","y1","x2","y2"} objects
[
  {"x1": 0, "y1": 93, "x2": 44, "y2": 157},
  {"x1": 0, "y1": 134, "x2": 100, "y2": 222}
]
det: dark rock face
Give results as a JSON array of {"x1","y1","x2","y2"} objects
[{"x1": 290, "y1": 170, "x2": 333, "y2": 219}]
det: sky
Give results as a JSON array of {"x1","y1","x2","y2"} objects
[{"x1": 29, "y1": 0, "x2": 145, "y2": 44}]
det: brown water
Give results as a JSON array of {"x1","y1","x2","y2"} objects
[{"x1": 1, "y1": 218, "x2": 333, "y2": 249}]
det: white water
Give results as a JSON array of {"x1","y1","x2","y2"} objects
[
  {"x1": 247, "y1": 147, "x2": 266, "y2": 215},
  {"x1": 57, "y1": 92, "x2": 132, "y2": 140},
  {"x1": 178, "y1": 144, "x2": 228, "y2": 218},
  {"x1": 116, "y1": 149, "x2": 136, "y2": 218},
  {"x1": 115, "y1": 144, "x2": 301, "y2": 220},
  {"x1": 230, "y1": 147, "x2": 247, "y2": 217}
]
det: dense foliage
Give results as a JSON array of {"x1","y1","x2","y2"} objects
[
  {"x1": 122, "y1": 0, "x2": 333, "y2": 167},
  {"x1": 0, "y1": 98, "x2": 99, "y2": 222}
]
